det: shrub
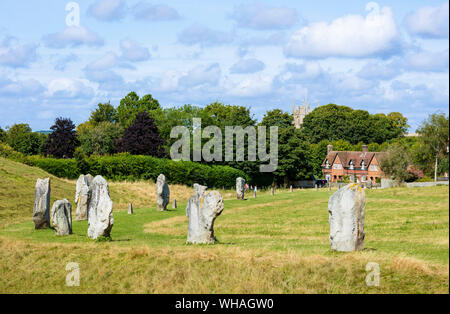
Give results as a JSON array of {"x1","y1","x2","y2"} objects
[
  {"x1": 0, "y1": 142, "x2": 25, "y2": 162},
  {"x1": 25, "y1": 156, "x2": 79, "y2": 179},
  {"x1": 23, "y1": 154, "x2": 248, "y2": 188}
]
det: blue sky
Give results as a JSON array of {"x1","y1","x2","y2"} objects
[{"x1": 0, "y1": 0, "x2": 448, "y2": 131}]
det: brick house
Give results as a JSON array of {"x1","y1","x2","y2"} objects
[{"x1": 322, "y1": 145, "x2": 386, "y2": 183}]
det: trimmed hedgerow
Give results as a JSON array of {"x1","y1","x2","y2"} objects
[{"x1": 24, "y1": 153, "x2": 247, "y2": 188}]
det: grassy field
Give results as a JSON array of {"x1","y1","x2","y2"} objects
[{"x1": 0, "y1": 157, "x2": 448, "y2": 293}]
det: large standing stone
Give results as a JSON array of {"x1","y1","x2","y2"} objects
[
  {"x1": 236, "y1": 177, "x2": 245, "y2": 200},
  {"x1": 186, "y1": 184, "x2": 224, "y2": 244},
  {"x1": 156, "y1": 174, "x2": 170, "y2": 211},
  {"x1": 51, "y1": 199, "x2": 72, "y2": 236},
  {"x1": 328, "y1": 184, "x2": 365, "y2": 252},
  {"x1": 87, "y1": 176, "x2": 114, "y2": 239},
  {"x1": 33, "y1": 178, "x2": 51, "y2": 229},
  {"x1": 75, "y1": 174, "x2": 93, "y2": 221}
]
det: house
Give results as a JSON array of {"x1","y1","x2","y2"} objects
[{"x1": 322, "y1": 145, "x2": 386, "y2": 183}]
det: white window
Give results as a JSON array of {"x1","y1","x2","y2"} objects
[
  {"x1": 361, "y1": 161, "x2": 365, "y2": 170},
  {"x1": 349, "y1": 160, "x2": 354, "y2": 170},
  {"x1": 370, "y1": 165, "x2": 378, "y2": 171},
  {"x1": 333, "y1": 164, "x2": 342, "y2": 170}
]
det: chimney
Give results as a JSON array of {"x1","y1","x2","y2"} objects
[
  {"x1": 362, "y1": 145, "x2": 368, "y2": 153},
  {"x1": 327, "y1": 145, "x2": 333, "y2": 154}
]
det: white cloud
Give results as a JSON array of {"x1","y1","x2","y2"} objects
[
  {"x1": 120, "y1": 39, "x2": 150, "y2": 62},
  {"x1": 132, "y1": 2, "x2": 181, "y2": 22},
  {"x1": 178, "y1": 63, "x2": 222, "y2": 88},
  {"x1": 0, "y1": 37, "x2": 38, "y2": 68},
  {"x1": 228, "y1": 76, "x2": 273, "y2": 97},
  {"x1": 285, "y1": 2, "x2": 400, "y2": 58},
  {"x1": 178, "y1": 24, "x2": 234, "y2": 46},
  {"x1": 404, "y1": 2, "x2": 449, "y2": 38},
  {"x1": 357, "y1": 60, "x2": 400, "y2": 80},
  {"x1": 46, "y1": 78, "x2": 95, "y2": 99},
  {"x1": 88, "y1": 0, "x2": 127, "y2": 21},
  {"x1": 403, "y1": 49, "x2": 449, "y2": 72},
  {"x1": 230, "y1": 58, "x2": 265, "y2": 74},
  {"x1": 230, "y1": 2, "x2": 299, "y2": 30},
  {"x1": 85, "y1": 52, "x2": 120, "y2": 71},
  {"x1": 0, "y1": 76, "x2": 44, "y2": 96},
  {"x1": 43, "y1": 26, "x2": 104, "y2": 49}
]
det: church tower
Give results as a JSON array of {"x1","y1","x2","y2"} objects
[{"x1": 293, "y1": 100, "x2": 312, "y2": 129}]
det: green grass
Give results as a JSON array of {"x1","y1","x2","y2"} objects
[{"x1": 0, "y1": 157, "x2": 448, "y2": 293}]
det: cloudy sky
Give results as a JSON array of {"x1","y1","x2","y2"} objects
[{"x1": 0, "y1": 0, "x2": 448, "y2": 131}]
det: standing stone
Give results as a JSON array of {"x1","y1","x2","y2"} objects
[
  {"x1": 128, "y1": 203, "x2": 133, "y2": 215},
  {"x1": 156, "y1": 174, "x2": 170, "y2": 211},
  {"x1": 236, "y1": 177, "x2": 245, "y2": 200},
  {"x1": 186, "y1": 184, "x2": 224, "y2": 244},
  {"x1": 271, "y1": 187, "x2": 274, "y2": 196},
  {"x1": 290, "y1": 185, "x2": 293, "y2": 193},
  {"x1": 33, "y1": 178, "x2": 51, "y2": 229},
  {"x1": 173, "y1": 199, "x2": 177, "y2": 209},
  {"x1": 315, "y1": 184, "x2": 318, "y2": 191},
  {"x1": 51, "y1": 199, "x2": 72, "y2": 236},
  {"x1": 75, "y1": 174, "x2": 93, "y2": 221},
  {"x1": 328, "y1": 184, "x2": 365, "y2": 252},
  {"x1": 88, "y1": 176, "x2": 114, "y2": 239}
]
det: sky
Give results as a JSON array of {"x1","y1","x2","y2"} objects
[{"x1": 0, "y1": 0, "x2": 448, "y2": 131}]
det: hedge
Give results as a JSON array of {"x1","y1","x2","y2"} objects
[{"x1": 24, "y1": 154, "x2": 248, "y2": 188}]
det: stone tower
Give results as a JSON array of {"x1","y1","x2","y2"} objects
[{"x1": 293, "y1": 101, "x2": 312, "y2": 129}]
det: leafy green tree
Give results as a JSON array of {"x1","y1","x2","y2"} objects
[
  {"x1": 203, "y1": 102, "x2": 256, "y2": 128},
  {"x1": 260, "y1": 109, "x2": 293, "y2": 128},
  {"x1": 78, "y1": 122, "x2": 124, "y2": 156},
  {"x1": 43, "y1": 118, "x2": 79, "y2": 158},
  {"x1": 387, "y1": 112, "x2": 409, "y2": 137},
  {"x1": 117, "y1": 92, "x2": 161, "y2": 128},
  {"x1": 302, "y1": 104, "x2": 353, "y2": 143},
  {"x1": 116, "y1": 112, "x2": 165, "y2": 157},
  {"x1": 414, "y1": 113, "x2": 449, "y2": 180},
  {"x1": 4, "y1": 124, "x2": 46, "y2": 155},
  {"x1": 380, "y1": 143, "x2": 411, "y2": 183},
  {"x1": 89, "y1": 102, "x2": 118, "y2": 125},
  {"x1": 302, "y1": 104, "x2": 408, "y2": 144}
]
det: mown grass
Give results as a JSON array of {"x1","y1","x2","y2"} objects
[{"x1": 0, "y1": 157, "x2": 448, "y2": 293}]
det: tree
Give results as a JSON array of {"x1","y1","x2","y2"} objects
[
  {"x1": 260, "y1": 109, "x2": 293, "y2": 128},
  {"x1": 0, "y1": 126, "x2": 5, "y2": 142},
  {"x1": 387, "y1": 112, "x2": 409, "y2": 137},
  {"x1": 78, "y1": 122, "x2": 124, "y2": 156},
  {"x1": 380, "y1": 143, "x2": 411, "y2": 183},
  {"x1": 302, "y1": 104, "x2": 407, "y2": 144},
  {"x1": 4, "y1": 124, "x2": 46, "y2": 155},
  {"x1": 414, "y1": 113, "x2": 449, "y2": 180},
  {"x1": 117, "y1": 92, "x2": 161, "y2": 128},
  {"x1": 116, "y1": 112, "x2": 165, "y2": 157},
  {"x1": 43, "y1": 118, "x2": 79, "y2": 158},
  {"x1": 89, "y1": 102, "x2": 118, "y2": 125}
]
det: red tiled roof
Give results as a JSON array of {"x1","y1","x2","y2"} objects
[{"x1": 322, "y1": 151, "x2": 387, "y2": 168}]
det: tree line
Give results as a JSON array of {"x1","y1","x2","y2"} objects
[{"x1": 1, "y1": 92, "x2": 448, "y2": 186}]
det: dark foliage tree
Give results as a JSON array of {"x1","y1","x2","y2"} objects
[
  {"x1": 43, "y1": 118, "x2": 79, "y2": 158},
  {"x1": 0, "y1": 126, "x2": 5, "y2": 142},
  {"x1": 116, "y1": 112, "x2": 165, "y2": 157}
]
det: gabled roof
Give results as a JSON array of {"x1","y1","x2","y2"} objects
[{"x1": 322, "y1": 151, "x2": 387, "y2": 169}]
